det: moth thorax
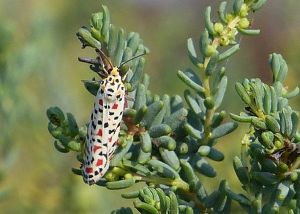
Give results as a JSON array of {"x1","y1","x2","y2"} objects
[{"x1": 111, "y1": 67, "x2": 119, "y2": 76}]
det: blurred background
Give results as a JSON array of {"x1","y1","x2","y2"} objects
[{"x1": 0, "y1": 0, "x2": 299, "y2": 213}]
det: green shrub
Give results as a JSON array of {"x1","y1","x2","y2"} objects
[{"x1": 47, "y1": 0, "x2": 300, "y2": 213}]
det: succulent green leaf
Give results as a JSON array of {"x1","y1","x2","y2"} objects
[
  {"x1": 140, "y1": 132, "x2": 152, "y2": 153},
  {"x1": 148, "y1": 160, "x2": 179, "y2": 179},
  {"x1": 133, "y1": 84, "x2": 146, "y2": 111},
  {"x1": 177, "y1": 70, "x2": 205, "y2": 94},
  {"x1": 200, "y1": 30, "x2": 210, "y2": 57},
  {"x1": 187, "y1": 38, "x2": 200, "y2": 66},
  {"x1": 233, "y1": 0, "x2": 244, "y2": 15},
  {"x1": 218, "y1": 2, "x2": 228, "y2": 23},
  {"x1": 121, "y1": 191, "x2": 140, "y2": 199},
  {"x1": 235, "y1": 82, "x2": 251, "y2": 105},
  {"x1": 54, "y1": 141, "x2": 69, "y2": 153},
  {"x1": 113, "y1": 28, "x2": 126, "y2": 65},
  {"x1": 253, "y1": 172, "x2": 278, "y2": 186},
  {"x1": 156, "y1": 136, "x2": 176, "y2": 151},
  {"x1": 159, "y1": 148, "x2": 180, "y2": 171},
  {"x1": 122, "y1": 160, "x2": 150, "y2": 175},
  {"x1": 251, "y1": 117, "x2": 267, "y2": 130},
  {"x1": 77, "y1": 27, "x2": 101, "y2": 48},
  {"x1": 195, "y1": 157, "x2": 216, "y2": 177},
  {"x1": 140, "y1": 101, "x2": 164, "y2": 129},
  {"x1": 134, "y1": 106, "x2": 148, "y2": 125},
  {"x1": 108, "y1": 24, "x2": 118, "y2": 57},
  {"x1": 67, "y1": 113, "x2": 79, "y2": 137},
  {"x1": 129, "y1": 58, "x2": 145, "y2": 91},
  {"x1": 230, "y1": 112, "x2": 253, "y2": 122},
  {"x1": 211, "y1": 122, "x2": 238, "y2": 139},
  {"x1": 204, "y1": 6, "x2": 216, "y2": 36},
  {"x1": 106, "y1": 178, "x2": 135, "y2": 190},
  {"x1": 111, "y1": 137, "x2": 133, "y2": 166},
  {"x1": 134, "y1": 200, "x2": 159, "y2": 214},
  {"x1": 285, "y1": 87, "x2": 300, "y2": 99},
  {"x1": 233, "y1": 156, "x2": 249, "y2": 185},
  {"x1": 237, "y1": 28, "x2": 260, "y2": 36},
  {"x1": 184, "y1": 123, "x2": 203, "y2": 140},
  {"x1": 111, "y1": 207, "x2": 134, "y2": 214},
  {"x1": 169, "y1": 191, "x2": 179, "y2": 214},
  {"x1": 82, "y1": 80, "x2": 99, "y2": 96},
  {"x1": 148, "y1": 124, "x2": 172, "y2": 138},
  {"x1": 251, "y1": 0, "x2": 268, "y2": 11},
  {"x1": 261, "y1": 131, "x2": 274, "y2": 149},
  {"x1": 213, "y1": 76, "x2": 227, "y2": 108},
  {"x1": 265, "y1": 115, "x2": 280, "y2": 133},
  {"x1": 156, "y1": 188, "x2": 169, "y2": 213},
  {"x1": 218, "y1": 44, "x2": 240, "y2": 62},
  {"x1": 127, "y1": 32, "x2": 141, "y2": 54},
  {"x1": 101, "y1": 5, "x2": 110, "y2": 43},
  {"x1": 46, "y1": 106, "x2": 65, "y2": 126},
  {"x1": 205, "y1": 53, "x2": 219, "y2": 76},
  {"x1": 263, "y1": 85, "x2": 272, "y2": 115}
]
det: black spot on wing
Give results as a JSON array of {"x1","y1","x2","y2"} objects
[{"x1": 92, "y1": 121, "x2": 96, "y2": 130}]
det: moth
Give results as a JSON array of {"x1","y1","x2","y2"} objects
[{"x1": 80, "y1": 49, "x2": 144, "y2": 185}]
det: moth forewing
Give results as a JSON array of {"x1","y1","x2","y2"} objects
[
  {"x1": 82, "y1": 67, "x2": 125, "y2": 185},
  {"x1": 81, "y1": 50, "x2": 145, "y2": 185}
]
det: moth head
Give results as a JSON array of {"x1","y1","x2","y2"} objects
[
  {"x1": 110, "y1": 67, "x2": 119, "y2": 76},
  {"x1": 96, "y1": 49, "x2": 146, "y2": 82}
]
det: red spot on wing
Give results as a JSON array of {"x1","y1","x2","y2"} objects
[
  {"x1": 99, "y1": 99, "x2": 103, "y2": 106},
  {"x1": 96, "y1": 159, "x2": 103, "y2": 166},
  {"x1": 93, "y1": 145, "x2": 101, "y2": 153},
  {"x1": 97, "y1": 129, "x2": 102, "y2": 137},
  {"x1": 109, "y1": 137, "x2": 112, "y2": 143},
  {"x1": 85, "y1": 167, "x2": 93, "y2": 174},
  {"x1": 112, "y1": 103, "x2": 118, "y2": 109}
]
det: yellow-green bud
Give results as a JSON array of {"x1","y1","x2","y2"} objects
[
  {"x1": 204, "y1": 97, "x2": 215, "y2": 109},
  {"x1": 206, "y1": 45, "x2": 216, "y2": 56},
  {"x1": 112, "y1": 167, "x2": 127, "y2": 176},
  {"x1": 239, "y1": 18, "x2": 250, "y2": 29},
  {"x1": 155, "y1": 202, "x2": 160, "y2": 210},
  {"x1": 228, "y1": 29, "x2": 237, "y2": 40},
  {"x1": 290, "y1": 171, "x2": 298, "y2": 181},
  {"x1": 274, "y1": 140, "x2": 283, "y2": 148},
  {"x1": 220, "y1": 36, "x2": 230, "y2": 46},
  {"x1": 198, "y1": 63, "x2": 205, "y2": 70},
  {"x1": 226, "y1": 14, "x2": 234, "y2": 22},
  {"x1": 124, "y1": 173, "x2": 133, "y2": 180},
  {"x1": 214, "y1": 22, "x2": 224, "y2": 34},
  {"x1": 105, "y1": 172, "x2": 117, "y2": 181},
  {"x1": 239, "y1": 4, "x2": 249, "y2": 17},
  {"x1": 278, "y1": 162, "x2": 289, "y2": 173}
]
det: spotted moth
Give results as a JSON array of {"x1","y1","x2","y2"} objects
[{"x1": 81, "y1": 50, "x2": 144, "y2": 185}]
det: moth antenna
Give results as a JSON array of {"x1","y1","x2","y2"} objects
[
  {"x1": 96, "y1": 49, "x2": 114, "y2": 69},
  {"x1": 118, "y1": 52, "x2": 146, "y2": 68}
]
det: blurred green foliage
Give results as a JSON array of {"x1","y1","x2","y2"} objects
[{"x1": 0, "y1": 0, "x2": 300, "y2": 213}]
